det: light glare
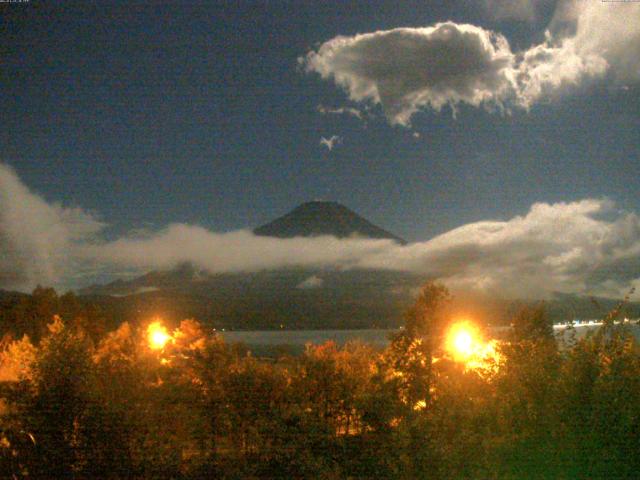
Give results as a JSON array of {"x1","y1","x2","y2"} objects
[
  {"x1": 453, "y1": 330, "x2": 473, "y2": 358},
  {"x1": 148, "y1": 321, "x2": 171, "y2": 350},
  {"x1": 444, "y1": 320, "x2": 501, "y2": 373},
  {"x1": 446, "y1": 321, "x2": 479, "y2": 362}
]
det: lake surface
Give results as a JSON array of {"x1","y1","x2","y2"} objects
[
  {"x1": 220, "y1": 322, "x2": 640, "y2": 354},
  {"x1": 221, "y1": 328, "x2": 393, "y2": 350}
]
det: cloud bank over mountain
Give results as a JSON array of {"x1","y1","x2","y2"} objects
[
  {"x1": 302, "y1": 1, "x2": 640, "y2": 125},
  {"x1": 3, "y1": 163, "x2": 640, "y2": 299},
  {"x1": 0, "y1": 164, "x2": 104, "y2": 291},
  {"x1": 358, "y1": 199, "x2": 640, "y2": 298}
]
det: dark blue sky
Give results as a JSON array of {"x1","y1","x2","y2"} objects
[{"x1": 2, "y1": 1, "x2": 639, "y2": 242}]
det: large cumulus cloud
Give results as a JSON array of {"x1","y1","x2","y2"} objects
[
  {"x1": 3, "y1": 164, "x2": 640, "y2": 299},
  {"x1": 302, "y1": 1, "x2": 640, "y2": 124},
  {"x1": 302, "y1": 23, "x2": 516, "y2": 124}
]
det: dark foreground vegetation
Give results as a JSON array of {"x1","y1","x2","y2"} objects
[{"x1": 1, "y1": 284, "x2": 640, "y2": 479}]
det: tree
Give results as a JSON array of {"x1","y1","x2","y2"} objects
[
  {"x1": 15, "y1": 316, "x2": 133, "y2": 477},
  {"x1": 510, "y1": 303, "x2": 554, "y2": 343},
  {"x1": 386, "y1": 282, "x2": 451, "y2": 408}
]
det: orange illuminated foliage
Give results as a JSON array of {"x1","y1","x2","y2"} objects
[{"x1": 444, "y1": 320, "x2": 500, "y2": 371}]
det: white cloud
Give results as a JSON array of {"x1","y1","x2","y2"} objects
[
  {"x1": 302, "y1": 1, "x2": 640, "y2": 124},
  {"x1": 303, "y1": 23, "x2": 516, "y2": 125},
  {"x1": 4, "y1": 164, "x2": 640, "y2": 300},
  {"x1": 317, "y1": 104, "x2": 363, "y2": 120},
  {"x1": 320, "y1": 135, "x2": 342, "y2": 151},
  {"x1": 296, "y1": 275, "x2": 324, "y2": 289},
  {"x1": 0, "y1": 164, "x2": 104, "y2": 291},
  {"x1": 514, "y1": 1, "x2": 640, "y2": 108},
  {"x1": 557, "y1": 1, "x2": 640, "y2": 83}
]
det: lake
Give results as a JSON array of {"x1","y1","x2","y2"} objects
[
  {"x1": 220, "y1": 322, "x2": 640, "y2": 355},
  {"x1": 220, "y1": 328, "x2": 393, "y2": 355}
]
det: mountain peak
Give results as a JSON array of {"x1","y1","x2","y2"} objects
[{"x1": 254, "y1": 201, "x2": 406, "y2": 244}]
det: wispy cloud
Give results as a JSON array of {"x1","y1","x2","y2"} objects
[
  {"x1": 320, "y1": 135, "x2": 342, "y2": 151},
  {"x1": 302, "y1": 1, "x2": 640, "y2": 125},
  {"x1": 317, "y1": 104, "x2": 364, "y2": 120},
  {"x1": 296, "y1": 275, "x2": 324, "y2": 289}
]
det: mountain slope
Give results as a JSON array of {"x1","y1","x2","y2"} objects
[
  {"x1": 254, "y1": 201, "x2": 407, "y2": 244},
  {"x1": 79, "y1": 267, "x2": 424, "y2": 330}
]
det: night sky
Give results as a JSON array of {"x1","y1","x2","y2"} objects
[
  {"x1": 3, "y1": 1, "x2": 638, "y2": 242},
  {"x1": 2, "y1": 1, "x2": 640, "y2": 295}
]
